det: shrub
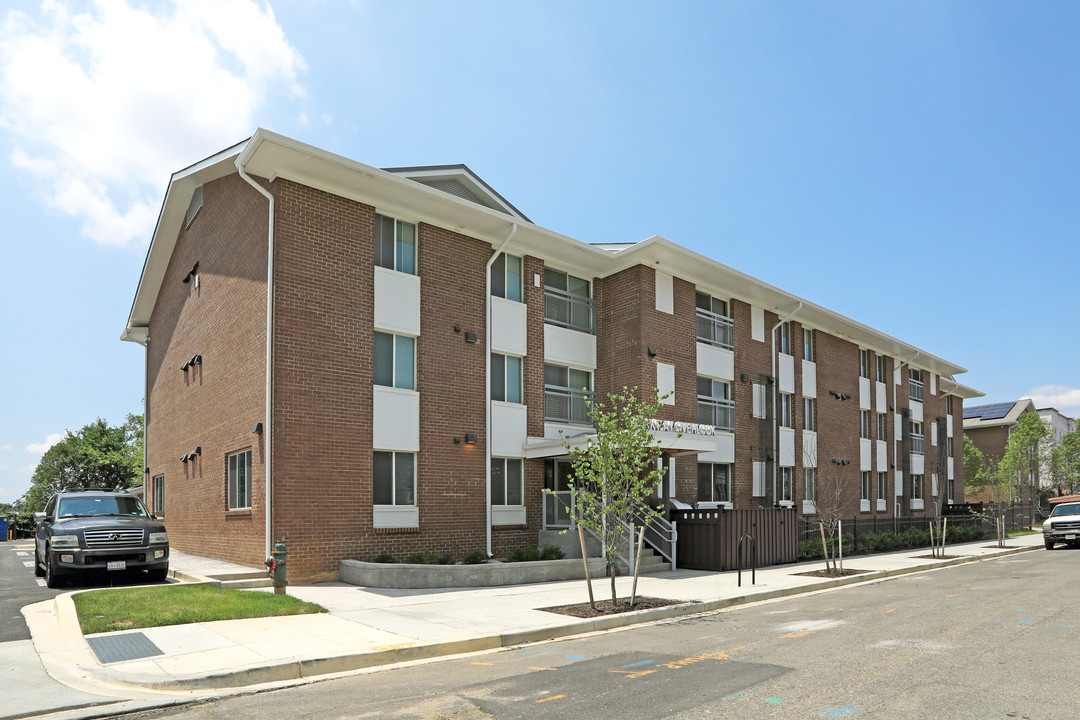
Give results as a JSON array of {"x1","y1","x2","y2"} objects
[
  {"x1": 406, "y1": 550, "x2": 452, "y2": 565},
  {"x1": 506, "y1": 546, "x2": 541, "y2": 563},
  {"x1": 799, "y1": 538, "x2": 825, "y2": 560},
  {"x1": 539, "y1": 544, "x2": 565, "y2": 560},
  {"x1": 373, "y1": 552, "x2": 396, "y2": 564},
  {"x1": 462, "y1": 548, "x2": 486, "y2": 565}
]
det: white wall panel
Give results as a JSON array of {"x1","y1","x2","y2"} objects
[
  {"x1": 780, "y1": 427, "x2": 795, "y2": 466},
  {"x1": 655, "y1": 269, "x2": 674, "y2": 314},
  {"x1": 374, "y1": 267, "x2": 421, "y2": 335},
  {"x1": 698, "y1": 432, "x2": 735, "y2": 464},
  {"x1": 697, "y1": 343, "x2": 734, "y2": 381},
  {"x1": 802, "y1": 431, "x2": 817, "y2": 467},
  {"x1": 491, "y1": 296, "x2": 527, "y2": 356},
  {"x1": 860, "y1": 438, "x2": 872, "y2": 471},
  {"x1": 876, "y1": 440, "x2": 888, "y2": 472},
  {"x1": 373, "y1": 386, "x2": 419, "y2": 452},
  {"x1": 910, "y1": 453, "x2": 924, "y2": 475},
  {"x1": 491, "y1": 402, "x2": 528, "y2": 457},
  {"x1": 802, "y1": 360, "x2": 817, "y2": 398},
  {"x1": 657, "y1": 363, "x2": 676, "y2": 405},
  {"x1": 859, "y1": 377, "x2": 871, "y2": 410},
  {"x1": 779, "y1": 354, "x2": 795, "y2": 393},
  {"x1": 544, "y1": 324, "x2": 597, "y2": 369},
  {"x1": 875, "y1": 382, "x2": 887, "y2": 412},
  {"x1": 752, "y1": 306, "x2": 765, "y2": 341},
  {"x1": 373, "y1": 506, "x2": 419, "y2": 529},
  {"x1": 947, "y1": 415, "x2": 954, "y2": 437},
  {"x1": 910, "y1": 401, "x2": 923, "y2": 423}
]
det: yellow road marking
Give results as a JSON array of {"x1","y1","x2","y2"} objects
[
  {"x1": 610, "y1": 669, "x2": 657, "y2": 679},
  {"x1": 781, "y1": 631, "x2": 814, "y2": 638},
  {"x1": 946, "y1": 594, "x2": 956, "y2": 598},
  {"x1": 471, "y1": 662, "x2": 494, "y2": 666},
  {"x1": 729, "y1": 646, "x2": 745, "y2": 651},
  {"x1": 661, "y1": 651, "x2": 730, "y2": 668},
  {"x1": 970, "y1": 586, "x2": 982, "y2": 590},
  {"x1": 529, "y1": 667, "x2": 556, "y2": 671},
  {"x1": 885, "y1": 609, "x2": 896, "y2": 613},
  {"x1": 536, "y1": 695, "x2": 565, "y2": 703}
]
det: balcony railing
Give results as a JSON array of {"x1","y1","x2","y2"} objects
[
  {"x1": 909, "y1": 378, "x2": 924, "y2": 402},
  {"x1": 544, "y1": 287, "x2": 595, "y2": 334},
  {"x1": 545, "y1": 386, "x2": 596, "y2": 424},
  {"x1": 698, "y1": 398, "x2": 735, "y2": 432},
  {"x1": 696, "y1": 308, "x2": 734, "y2": 349},
  {"x1": 910, "y1": 432, "x2": 925, "y2": 454}
]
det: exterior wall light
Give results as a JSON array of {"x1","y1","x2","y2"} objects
[
  {"x1": 252, "y1": 422, "x2": 263, "y2": 434},
  {"x1": 464, "y1": 433, "x2": 478, "y2": 444}
]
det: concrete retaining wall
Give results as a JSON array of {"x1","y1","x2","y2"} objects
[{"x1": 339, "y1": 557, "x2": 608, "y2": 589}]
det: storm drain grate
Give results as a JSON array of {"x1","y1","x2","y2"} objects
[{"x1": 87, "y1": 632, "x2": 164, "y2": 664}]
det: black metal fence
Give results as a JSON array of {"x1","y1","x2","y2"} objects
[{"x1": 796, "y1": 502, "x2": 1035, "y2": 545}]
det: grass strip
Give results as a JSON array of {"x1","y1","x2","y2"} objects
[{"x1": 73, "y1": 584, "x2": 327, "y2": 635}]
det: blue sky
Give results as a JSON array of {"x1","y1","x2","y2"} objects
[{"x1": 2, "y1": 1, "x2": 1078, "y2": 503}]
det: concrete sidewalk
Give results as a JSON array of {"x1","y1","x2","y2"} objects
[{"x1": 21, "y1": 533, "x2": 1044, "y2": 704}]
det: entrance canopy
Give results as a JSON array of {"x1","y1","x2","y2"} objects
[{"x1": 524, "y1": 427, "x2": 720, "y2": 459}]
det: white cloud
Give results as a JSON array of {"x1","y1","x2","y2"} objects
[
  {"x1": 0, "y1": 0, "x2": 306, "y2": 247},
  {"x1": 25, "y1": 432, "x2": 65, "y2": 454},
  {"x1": 0, "y1": 444, "x2": 12, "y2": 452},
  {"x1": 1023, "y1": 385, "x2": 1080, "y2": 419}
]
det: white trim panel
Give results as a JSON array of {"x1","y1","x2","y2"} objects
[
  {"x1": 859, "y1": 377, "x2": 871, "y2": 410},
  {"x1": 655, "y1": 269, "x2": 674, "y2": 314},
  {"x1": 802, "y1": 431, "x2": 817, "y2": 468},
  {"x1": 492, "y1": 505, "x2": 526, "y2": 526},
  {"x1": 779, "y1": 427, "x2": 795, "y2": 466},
  {"x1": 860, "y1": 438, "x2": 872, "y2": 471},
  {"x1": 373, "y1": 386, "x2": 420, "y2": 452},
  {"x1": 697, "y1": 343, "x2": 734, "y2": 382},
  {"x1": 779, "y1": 354, "x2": 795, "y2": 394},
  {"x1": 491, "y1": 401, "x2": 528, "y2": 457},
  {"x1": 373, "y1": 505, "x2": 419, "y2": 529},
  {"x1": 374, "y1": 267, "x2": 421, "y2": 336},
  {"x1": 698, "y1": 432, "x2": 735, "y2": 464},
  {"x1": 491, "y1": 296, "x2": 527, "y2": 356},
  {"x1": 802, "y1": 360, "x2": 817, "y2": 398},
  {"x1": 544, "y1": 324, "x2": 597, "y2": 369}
]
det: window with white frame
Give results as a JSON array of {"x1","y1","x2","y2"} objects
[
  {"x1": 779, "y1": 393, "x2": 794, "y2": 429},
  {"x1": 861, "y1": 471, "x2": 871, "y2": 501},
  {"x1": 373, "y1": 451, "x2": 416, "y2": 506},
  {"x1": 698, "y1": 377, "x2": 735, "y2": 431},
  {"x1": 877, "y1": 412, "x2": 887, "y2": 440},
  {"x1": 804, "y1": 468, "x2": 816, "y2": 502},
  {"x1": 860, "y1": 410, "x2": 871, "y2": 439},
  {"x1": 695, "y1": 292, "x2": 733, "y2": 349},
  {"x1": 910, "y1": 421, "x2": 924, "y2": 454},
  {"x1": 909, "y1": 368, "x2": 924, "y2": 401},
  {"x1": 544, "y1": 268, "x2": 594, "y2": 333},
  {"x1": 802, "y1": 328, "x2": 815, "y2": 362},
  {"x1": 491, "y1": 458, "x2": 523, "y2": 506},
  {"x1": 752, "y1": 383, "x2": 766, "y2": 419},
  {"x1": 544, "y1": 364, "x2": 593, "y2": 424},
  {"x1": 946, "y1": 436, "x2": 954, "y2": 455},
  {"x1": 490, "y1": 252, "x2": 522, "y2": 302},
  {"x1": 779, "y1": 467, "x2": 793, "y2": 502},
  {"x1": 945, "y1": 394, "x2": 954, "y2": 414},
  {"x1": 877, "y1": 472, "x2": 887, "y2": 502},
  {"x1": 911, "y1": 473, "x2": 923, "y2": 500},
  {"x1": 491, "y1": 353, "x2": 522, "y2": 403},
  {"x1": 152, "y1": 474, "x2": 165, "y2": 515},
  {"x1": 374, "y1": 332, "x2": 415, "y2": 390},
  {"x1": 876, "y1": 355, "x2": 886, "y2": 383},
  {"x1": 375, "y1": 214, "x2": 416, "y2": 275},
  {"x1": 803, "y1": 397, "x2": 816, "y2": 431},
  {"x1": 697, "y1": 462, "x2": 731, "y2": 504},
  {"x1": 778, "y1": 322, "x2": 793, "y2": 355},
  {"x1": 859, "y1": 349, "x2": 870, "y2": 379},
  {"x1": 227, "y1": 450, "x2": 252, "y2": 510}
]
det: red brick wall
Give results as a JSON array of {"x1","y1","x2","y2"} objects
[{"x1": 145, "y1": 172, "x2": 268, "y2": 568}]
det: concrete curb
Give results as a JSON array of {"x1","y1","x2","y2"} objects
[{"x1": 54, "y1": 541, "x2": 1039, "y2": 692}]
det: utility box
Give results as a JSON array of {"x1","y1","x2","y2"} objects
[{"x1": 0, "y1": 517, "x2": 8, "y2": 541}]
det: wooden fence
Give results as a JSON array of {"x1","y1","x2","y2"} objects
[{"x1": 673, "y1": 507, "x2": 799, "y2": 571}]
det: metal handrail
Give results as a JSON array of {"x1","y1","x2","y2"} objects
[
  {"x1": 909, "y1": 378, "x2": 924, "y2": 401},
  {"x1": 631, "y1": 507, "x2": 678, "y2": 570},
  {"x1": 697, "y1": 397, "x2": 735, "y2": 431},
  {"x1": 910, "y1": 433, "x2": 925, "y2": 454},
  {"x1": 695, "y1": 308, "x2": 734, "y2": 349},
  {"x1": 544, "y1": 287, "x2": 595, "y2": 334},
  {"x1": 544, "y1": 386, "x2": 596, "y2": 424}
]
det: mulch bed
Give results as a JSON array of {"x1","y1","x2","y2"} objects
[
  {"x1": 541, "y1": 596, "x2": 691, "y2": 618},
  {"x1": 982, "y1": 545, "x2": 1019, "y2": 549},
  {"x1": 794, "y1": 568, "x2": 871, "y2": 578}
]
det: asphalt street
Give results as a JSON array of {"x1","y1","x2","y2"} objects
[{"x1": 117, "y1": 546, "x2": 1079, "y2": 720}]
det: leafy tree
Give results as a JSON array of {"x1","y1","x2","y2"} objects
[
  {"x1": 999, "y1": 411, "x2": 1049, "y2": 506},
  {"x1": 557, "y1": 387, "x2": 667, "y2": 608},
  {"x1": 21, "y1": 415, "x2": 144, "y2": 512},
  {"x1": 1049, "y1": 430, "x2": 1080, "y2": 496}
]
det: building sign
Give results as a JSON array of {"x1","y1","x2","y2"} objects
[{"x1": 647, "y1": 419, "x2": 716, "y2": 436}]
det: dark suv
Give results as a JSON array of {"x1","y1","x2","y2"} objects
[{"x1": 34, "y1": 490, "x2": 169, "y2": 588}]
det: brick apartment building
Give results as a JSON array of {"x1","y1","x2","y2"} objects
[{"x1": 122, "y1": 129, "x2": 982, "y2": 581}]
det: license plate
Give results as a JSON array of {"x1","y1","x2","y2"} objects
[
  {"x1": 107, "y1": 561, "x2": 126, "y2": 571},
  {"x1": 1066, "y1": 535, "x2": 1077, "y2": 540}
]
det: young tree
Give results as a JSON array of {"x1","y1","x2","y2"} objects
[
  {"x1": 964, "y1": 434, "x2": 1012, "y2": 548},
  {"x1": 1001, "y1": 411, "x2": 1050, "y2": 505},
  {"x1": 808, "y1": 442, "x2": 857, "y2": 574},
  {"x1": 559, "y1": 387, "x2": 667, "y2": 607},
  {"x1": 21, "y1": 415, "x2": 144, "y2": 512},
  {"x1": 927, "y1": 421, "x2": 951, "y2": 558},
  {"x1": 1050, "y1": 430, "x2": 1080, "y2": 496}
]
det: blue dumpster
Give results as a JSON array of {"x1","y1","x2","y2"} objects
[{"x1": 0, "y1": 516, "x2": 8, "y2": 542}]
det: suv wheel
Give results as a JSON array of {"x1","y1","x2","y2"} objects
[
  {"x1": 1045, "y1": 538, "x2": 1055, "y2": 550},
  {"x1": 44, "y1": 551, "x2": 63, "y2": 589},
  {"x1": 33, "y1": 554, "x2": 45, "y2": 577}
]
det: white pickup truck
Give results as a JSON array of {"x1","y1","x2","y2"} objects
[{"x1": 1043, "y1": 501, "x2": 1080, "y2": 550}]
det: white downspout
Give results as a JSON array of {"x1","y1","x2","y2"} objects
[
  {"x1": 484, "y1": 223, "x2": 518, "y2": 557},
  {"x1": 237, "y1": 163, "x2": 275, "y2": 560},
  {"x1": 770, "y1": 302, "x2": 803, "y2": 505},
  {"x1": 892, "y1": 350, "x2": 919, "y2": 518}
]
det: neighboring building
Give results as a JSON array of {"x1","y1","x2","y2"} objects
[
  {"x1": 122, "y1": 129, "x2": 982, "y2": 582},
  {"x1": 1037, "y1": 407, "x2": 1076, "y2": 492},
  {"x1": 963, "y1": 399, "x2": 1038, "y2": 502}
]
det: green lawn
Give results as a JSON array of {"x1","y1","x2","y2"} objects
[{"x1": 73, "y1": 584, "x2": 327, "y2": 635}]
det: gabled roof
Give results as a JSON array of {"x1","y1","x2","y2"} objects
[
  {"x1": 963, "y1": 399, "x2": 1036, "y2": 429},
  {"x1": 383, "y1": 165, "x2": 530, "y2": 222}
]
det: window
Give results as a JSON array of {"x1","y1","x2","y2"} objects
[
  {"x1": 910, "y1": 421, "x2": 924, "y2": 454},
  {"x1": 698, "y1": 377, "x2": 735, "y2": 431},
  {"x1": 374, "y1": 332, "x2": 415, "y2": 390},
  {"x1": 152, "y1": 474, "x2": 165, "y2": 515},
  {"x1": 779, "y1": 393, "x2": 794, "y2": 428},
  {"x1": 802, "y1": 328, "x2": 815, "y2": 362},
  {"x1": 695, "y1": 292, "x2": 733, "y2": 349},
  {"x1": 946, "y1": 436, "x2": 954, "y2": 455},
  {"x1": 752, "y1": 383, "x2": 766, "y2": 419},
  {"x1": 778, "y1": 322, "x2": 792, "y2": 355},
  {"x1": 911, "y1": 473, "x2": 923, "y2": 500},
  {"x1": 491, "y1": 458, "x2": 523, "y2": 506},
  {"x1": 876, "y1": 355, "x2": 886, "y2": 383},
  {"x1": 375, "y1": 214, "x2": 416, "y2": 274},
  {"x1": 544, "y1": 268, "x2": 594, "y2": 333},
  {"x1": 373, "y1": 451, "x2": 416, "y2": 505},
  {"x1": 859, "y1": 349, "x2": 870, "y2": 379},
  {"x1": 491, "y1": 353, "x2": 522, "y2": 403},
  {"x1": 947, "y1": 476, "x2": 954, "y2": 501},
  {"x1": 803, "y1": 397, "x2": 816, "y2": 431},
  {"x1": 779, "y1": 467, "x2": 793, "y2": 502},
  {"x1": 945, "y1": 394, "x2": 954, "y2": 414},
  {"x1": 545, "y1": 364, "x2": 593, "y2": 423},
  {"x1": 227, "y1": 450, "x2": 252, "y2": 510},
  {"x1": 877, "y1": 413, "x2": 887, "y2": 440},
  {"x1": 861, "y1": 471, "x2": 871, "y2": 501},
  {"x1": 860, "y1": 410, "x2": 871, "y2": 439},
  {"x1": 877, "y1": 472, "x2": 887, "y2": 502},
  {"x1": 909, "y1": 368, "x2": 924, "y2": 402},
  {"x1": 804, "y1": 468, "x2": 816, "y2": 502},
  {"x1": 697, "y1": 463, "x2": 731, "y2": 503},
  {"x1": 491, "y1": 252, "x2": 522, "y2": 302}
]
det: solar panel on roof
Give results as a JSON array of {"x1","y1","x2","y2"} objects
[{"x1": 964, "y1": 402, "x2": 1016, "y2": 421}]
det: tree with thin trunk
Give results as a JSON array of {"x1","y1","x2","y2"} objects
[
  {"x1": 964, "y1": 434, "x2": 1011, "y2": 547},
  {"x1": 1051, "y1": 430, "x2": 1080, "y2": 496},
  {"x1": 555, "y1": 387, "x2": 667, "y2": 608},
  {"x1": 928, "y1": 419, "x2": 951, "y2": 558},
  {"x1": 808, "y1": 443, "x2": 857, "y2": 574}
]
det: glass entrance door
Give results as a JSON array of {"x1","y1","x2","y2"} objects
[{"x1": 543, "y1": 459, "x2": 574, "y2": 529}]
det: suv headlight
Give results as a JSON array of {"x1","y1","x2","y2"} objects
[
  {"x1": 149, "y1": 532, "x2": 169, "y2": 544},
  {"x1": 50, "y1": 535, "x2": 79, "y2": 548}
]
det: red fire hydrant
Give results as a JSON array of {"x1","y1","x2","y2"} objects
[{"x1": 265, "y1": 539, "x2": 288, "y2": 595}]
